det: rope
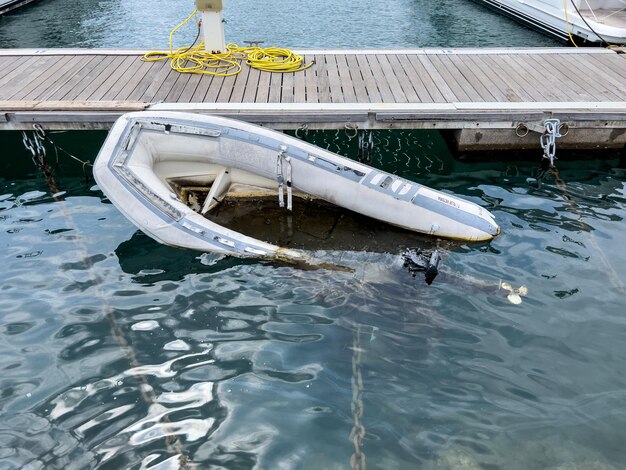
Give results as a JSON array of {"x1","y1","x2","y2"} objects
[
  {"x1": 563, "y1": 0, "x2": 580, "y2": 47},
  {"x1": 22, "y1": 126, "x2": 191, "y2": 468},
  {"x1": 548, "y1": 166, "x2": 625, "y2": 294},
  {"x1": 350, "y1": 323, "x2": 366, "y2": 470},
  {"x1": 142, "y1": 9, "x2": 314, "y2": 76}
]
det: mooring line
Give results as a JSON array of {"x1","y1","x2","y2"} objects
[
  {"x1": 23, "y1": 128, "x2": 191, "y2": 469},
  {"x1": 550, "y1": 166, "x2": 625, "y2": 294},
  {"x1": 350, "y1": 321, "x2": 366, "y2": 470}
]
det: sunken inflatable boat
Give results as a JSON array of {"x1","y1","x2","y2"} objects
[{"x1": 94, "y1": 112, "x2": 499, "y2": 260}]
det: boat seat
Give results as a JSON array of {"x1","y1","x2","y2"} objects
[{"x1": 201, "y1": 167, "x2": 231, "y2": 214}]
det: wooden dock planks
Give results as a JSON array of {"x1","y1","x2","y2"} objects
[{"x1": 0, "y1": 48, "x2": 624, "y2": 131}]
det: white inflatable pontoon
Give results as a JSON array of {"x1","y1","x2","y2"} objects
[{"x1": 94, "y1": 112, "x2": 499, "y2": 260}]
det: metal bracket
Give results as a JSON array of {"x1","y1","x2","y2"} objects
[{"x1": 540, "y1": 118, "x2": 562, "y2": 167}]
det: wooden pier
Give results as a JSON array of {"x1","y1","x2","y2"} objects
[{"x1": 0, "y1": 47, "x2": 625, "y2": 150}]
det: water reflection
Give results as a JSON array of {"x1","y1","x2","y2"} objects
[
  {"x1": 0, "y1": 0, "x2": 560, "y2": 49},
  {"x1": 1, "y1": 129, "x2": 625, "y2": 468}
]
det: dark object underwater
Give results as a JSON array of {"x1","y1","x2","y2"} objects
[{"x1": 402, "y1": 249, "x2": 442, "y2": 285}]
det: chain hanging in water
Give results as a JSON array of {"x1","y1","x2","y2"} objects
[
  {"x1": 530, "y1": 118, "x2": 563, "y2": 185},
  {"x1": 21, "y1": 124, "x2": 94, "y2": 184},
  {"x1": 357, "y1": 130, "x2": 374, "y2": 164},
  {"x1": 22, "y1": 126, "x2": 61, "y2": 195},
  {"x1": 540, "y1": 118, "x2": 561, "y2": 167},
  {"x1": 350, "y1": 323, "x2": 366, "y2": 470}
]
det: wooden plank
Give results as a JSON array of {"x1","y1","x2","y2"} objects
[
  {"x1": 69, "y1": 56, "x2": 129, "y2": 101},
  {"x1": 402, "y1": 55, "x2": 442, "y2": 102},
  {"x1": 0, "y1": 56, "x2": 28, "y2": 81},
  {"x1": 268, "y1": 72, "x2": 282, "y2": 103},
  {"x1": 478, "y1": 55, "x2": 543, "y2": 102},
  {"x1": 460, "y1": 54, "x2": 511, "y2": 102},
  {"x1": 411, "y1": 54, "x2": 456, "y2": 102},
  {"x1": 365, "y1": 54, "x2": 395, "y2": 102},
  {"x1": 304, "y1": 57, "x2": 319, "y2": 103},
  {"x1": 187, "y1": 71, "x2": 214, "y2": 103},
  {"x1": 324, "y1": 54, "x2": 344, "y2": 103},
  {"x1": 127, "y1": 59, "x2": 168, "y2": 102},
  {"x1": 37, "y1": 55, "x2": 100, "y2": 101},
  {"x1": 61, "y1": 56, "x2": 121, "y2": 101},
  {"x1": 101, "y1": 55, "x2": 148, "y2": 101},
  {"x1": 151, "y1": 64, "x2": 185, "y2": 102},
  {"x1": 336, "y1": 53, "x2": 359, "y2": 103},
  {"x1": 530, "y1": 54, "x2": 596, "y2": 101},
  {"x1": 281, "y1": 71, "x2": 294, "y2": 104},
  {"x1": 425, "y1": 54, "x2": 472, "y2": 101},
  {"x1": 0, "y1": 56, "x2": 53, "y2": 98},
  {"x1": 111, "y1": 58, "x2": 156, "y2": 101},
  {"x1": 293, "y1": 61, "x2": 306, "y2": 103},
  {"x1": 217, "y1": 62, "x2": 244, "y2": 103},
  {"x1": 253, "y1": 68, "x2": 271, "y2": 103},
  {"x1": 20, "y1": 55, "x2": 89, "y2": 100},
  {"x1": 549, "y1": 53, "x2": 625, "y2": 102},
  {"x1": 344, "y1": 54, "x2": 368, "y2": 103},
  {"x1": 465, "y1": 54, "x2": 521, "y2": 102},
  {"x1": 433, "y1": 54, "x2": 484, "y2": 102},
  {"x1": 373, "y1": 54, "x2": 407, "y2": 103},
  {"x1": 586, "y1": 53, "x2": 626, "y2": 78},
  {"x1": 177, "y1": 72, "x2": 203, "y2": 103},
  {"x1": 382, "y1": 54, "x2": 417, "y2": 103},
  {"x1": 556, "y1": 54, "x2": 625, "y2": 100},
  {"x1": 139, "y1": 60, "x2": 176, "y2": 102},
  {"x1": 393, "y1": 54, "x2": 432, "y2": 103},
  {"x1": 354, "y1": 54, "x2": 382, "y2": 103},
  {"x1": 204, "y1": 75, "x2": 226, "y2": 103},
  {"x1": 447, "y1": 54, "x2": 500, "y2": 101},
  {"x1": 314, "y1": 54, "x2": 331, "y2": 103},
  {"x1": 164, "y1": 70, "x2": 193, "y2": 102},
  {"x1": 241, "y1": 65, "x2": 261, "y2": 103},
  {"x1": 0, "y1": 56, "x2": 36, "y2": 85},
  {"x1": 228, "y1": 61, "x2": 252, "y2": 103},
  {"x1": 508, "y1": 55, "x2": 581, "y2": 102},
  {"x1": 9, "y1": 55, "x2": 84, "y2": 101},
  {"x1": 87, "y1": 56, "x2": 137, "y2": 101},
  {"x1": 502, "y1": 54, "x2": 574, "y2": 102},
  {"x1": 0, "y1": 100, "x2": 146, "y2": 111},
  {"x1": 577, "y1": 54, "x2": 626, "y2": 96}
]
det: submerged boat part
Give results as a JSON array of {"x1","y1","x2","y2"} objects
[
  {"x1": 402, "y1": 249, "x2": 442, "y2": 285},
  {"x1": 94, "y1": 112, "x2": 499, "y2": 262},
  {"x1": 500, "y1": 281, "x2": 529, "y2": 305}
]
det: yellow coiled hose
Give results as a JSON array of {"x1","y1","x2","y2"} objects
[{"x1": 142, "y1": 9, "x2": 314, "y2": 76}]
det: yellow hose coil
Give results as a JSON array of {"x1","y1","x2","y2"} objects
[{"x1": 142, "y1": 10, "x2": 314, "y2": 76}]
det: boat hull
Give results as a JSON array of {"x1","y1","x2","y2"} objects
[
  {"x1": 94, "y1": 112, "x2": 499, "y2": 259},
  {"x1": 469, "y1": 0, "x2": 626, "y2": 44},
  {"x1": 0, "y1": 0, "x2": 41, "y2": 16}
]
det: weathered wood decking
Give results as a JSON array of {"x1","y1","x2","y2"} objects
[{"x1": 0, "y1": 47, "x2": 625, "y2": 148}]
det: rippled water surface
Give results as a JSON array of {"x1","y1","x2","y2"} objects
[
  {"x1": 1, "y1": 1, "x2": 625, "y2": 469},
  {"x1": 0, "y1": 0, "x2": 560, "y2": 48},
  {"x1": 1, "y1": 128, "x2": 625, "y2": 469}
]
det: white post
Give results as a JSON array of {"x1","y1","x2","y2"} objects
[{"x1": 195, "y1": 0, "x2": 226, "y2": 53}]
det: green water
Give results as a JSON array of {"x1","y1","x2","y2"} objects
[{"x1": 2, "y1": 1, "x2": 626, "y2": 469}]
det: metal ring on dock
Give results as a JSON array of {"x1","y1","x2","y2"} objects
[
  {"x1": 33, "y1": 123, "x2": 46, "y2": 140},
  {"x1": 296, "y1": 123, "x2": 309, "y2": 139},
  {"x1": 559, "y1": 123, "x2": 570, "y2": 137},
  {"x1": 345, "y1": 122, "x2": 358, "y2": 139},
  {"x1": 515, "y1": 123, "x2": 529, "y2": 138}
]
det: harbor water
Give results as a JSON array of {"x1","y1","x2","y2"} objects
[{"x1": 1, "y1": 1, "x2": 625, "y2": 469}]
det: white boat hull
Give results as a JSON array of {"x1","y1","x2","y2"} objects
[
  {"x1": 471, "y1": 0, "x2": 626, "y2": 44},
  {"x1": 94, "y1": 112, "x2": 499, "y2": 259},
  {"x1": 0, "y1": 0, "x2": 40, "y2": 16}
]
